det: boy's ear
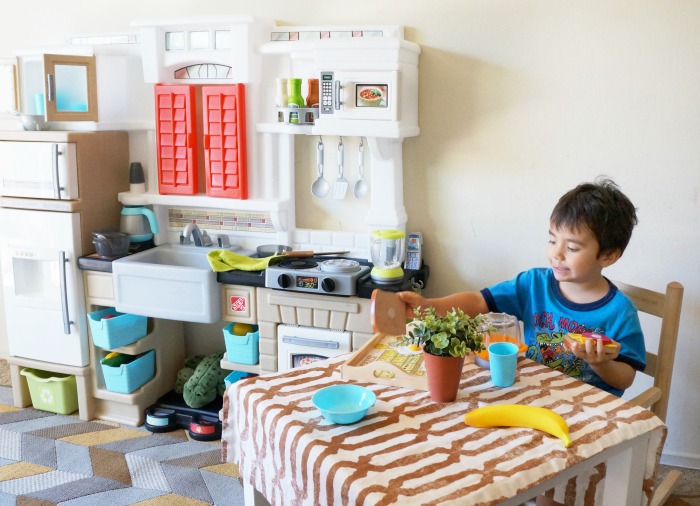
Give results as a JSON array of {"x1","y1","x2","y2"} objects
[{"x1": 599, "y1": 248, "x2": 622, "y2": 267}]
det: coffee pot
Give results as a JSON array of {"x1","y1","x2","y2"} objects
[
  {"x1": 369, "y1": 229, "x2": 406, "y2": 284},
  {"x1": 120, "y1": 205, "x2": 159, "y2": 244}
]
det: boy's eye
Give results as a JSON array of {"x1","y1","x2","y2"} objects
[{"x1": 567, "y1": 246, "x2": 580, "y2": 252}]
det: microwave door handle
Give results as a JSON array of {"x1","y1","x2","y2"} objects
[
  {"x1": 51, "y1": 144, "x2": 65, "y2": 199},
  {"x1": 58, "y1": 250, "x2": 74, "y2": 334},
  {"x1": 334, "y1": 80, "x2": 341, "y2": 110}
]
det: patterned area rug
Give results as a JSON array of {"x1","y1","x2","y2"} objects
[
  {"x1": 0, "y1": 386, "x2": 245, "y2": 505},
  {"x1": 0, "y1": 360, "x2": 10, "y2": 387}
]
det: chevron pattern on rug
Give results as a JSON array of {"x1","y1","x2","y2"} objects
[{"x1": 0, "y1": 387, "x2": 244, "y2": 505}]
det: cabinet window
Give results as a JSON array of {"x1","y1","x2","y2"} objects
[
  {"x1": 173, "y1": 64, "x2": 232, "y2": 80},
  {"x1": 0, "y1": 60, "x2": 18, "y2": 113},
  {"x1": 190, "y1": 31, "x2": 209, "y2": 50},
  {"x1": 215, "y1": 30, "x2": 232, "y2": 49},
  {"x1": 54, "y1": 64, "x2": 89, "y2": 112},
  {"x1": 165, "y1": 32, "x2": 186, "y2": 51}
]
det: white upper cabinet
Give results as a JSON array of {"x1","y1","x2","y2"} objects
[{"x1": 14, "y1": 44, "x2": 154, "y2": 131}]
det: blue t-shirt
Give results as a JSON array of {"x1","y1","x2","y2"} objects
[{"x1": 481, "y1": 267, "x2": 645, "y2": 396}]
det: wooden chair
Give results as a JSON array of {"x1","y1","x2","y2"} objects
[{"x1": 614, "y1": 280, "x2": 684, "y2": 506}]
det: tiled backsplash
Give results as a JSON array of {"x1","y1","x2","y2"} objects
[
  {"x1": 168, "y1": 208, "x2": 276, "y2": 234},
  {"x1": 167, "y1": 207, "x2": 371, "y2": 259}
]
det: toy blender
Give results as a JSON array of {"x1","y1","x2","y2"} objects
[
  {"x1": 370, "y1": 229, "x2": 406, "y2": 284},
  {"x1": 475, "y1": 312, "x2": 528, "y2": 369}
]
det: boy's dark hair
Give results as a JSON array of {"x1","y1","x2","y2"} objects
[{"x1": 550, "y1": 176, "x2": 638, "y2": 256}]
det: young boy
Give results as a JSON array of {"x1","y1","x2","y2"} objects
[{"x1": 398, "y1": 177, "x2": 645, "y2": 396}]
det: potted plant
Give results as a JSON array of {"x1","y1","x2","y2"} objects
[{"x1": 406, "y1": 306, "x2": 489, "y2": 402}]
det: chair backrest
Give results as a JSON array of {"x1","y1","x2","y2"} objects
[{"x1": 613, "y1": 280, "x2": 684, "y2": 423}]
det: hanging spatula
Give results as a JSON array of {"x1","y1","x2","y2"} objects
[{"x1": 333, "y1": 137, "x2": 348, "y2": 199}]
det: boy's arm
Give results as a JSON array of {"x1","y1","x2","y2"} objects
[{"x1": 397, "y1": 291, "x2": 489, "y2": 319}]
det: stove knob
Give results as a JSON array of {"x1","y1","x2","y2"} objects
[
  {"x1": 277, "y1": 274, "x2": 292, "y2": 288},
  {"x1": 321, "y1": 278, "x2": 336, "y2": 292}
]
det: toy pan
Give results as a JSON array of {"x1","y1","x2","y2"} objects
[{"x1": 144, "y1": 390, "x2": 222, "y2": 441}]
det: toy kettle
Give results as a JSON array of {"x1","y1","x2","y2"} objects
[{"x1": 120, "y1": 205, "x2": 159, "y2": 243}]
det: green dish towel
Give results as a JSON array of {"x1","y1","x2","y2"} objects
[{"x1": 207, "y1": 249, "x2": 279, "y2": 272}]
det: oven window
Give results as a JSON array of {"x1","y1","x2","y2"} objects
[
  {"x1": 355, "y1": 84, "x2": 388, "y2": 108},
  {"x1": 291, "y1": 354, "x2": 329, "y2": 368}
]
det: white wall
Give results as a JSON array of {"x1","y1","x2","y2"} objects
[{"x1": 1, "y1": 0, "x2": 698, "y2": 468}]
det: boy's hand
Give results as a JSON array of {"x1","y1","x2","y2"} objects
[
  {"x1": 566, "y1": 336, "x2": 620, "y2": 364},
  {"x1": 397, "y1": 291, "x2": 427, "y2": 318}
]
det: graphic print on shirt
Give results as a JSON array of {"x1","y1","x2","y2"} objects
[{"x1": 526, "y1": 311, "x2": 601, "y2": 381}]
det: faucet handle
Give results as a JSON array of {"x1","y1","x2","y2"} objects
[
  {"x1": 180, "y1": 232, "x2": 191, "y2": 245},
  {"x1": 200, "y1": 231, "x2": 213, "y2": 247},
  {"x1": 217, "y1": 235, "x2": 231, "y2": 248}
]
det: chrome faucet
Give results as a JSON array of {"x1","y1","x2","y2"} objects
[{"x1": 181, "y1": 223, "x2": 211, "y2": 246}]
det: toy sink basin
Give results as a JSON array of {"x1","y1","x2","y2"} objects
[
  {"x1": 112, "y1": 244, "x2": 243, "y2": 324},
  {"x1": 312, "y1": 384, "x2": 376, "y2": 424}
]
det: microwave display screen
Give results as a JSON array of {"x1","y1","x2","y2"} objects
[
  {"x1": 296, "y1": 275, "x2": 319, "y2": 289},
  {"x1": 355, "y1": 84, "x2": 388, "y2": 108}
]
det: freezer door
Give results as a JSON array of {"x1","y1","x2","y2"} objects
[
  {"x1": 0, "y1": 207, "x2": 88, "y2": 366},
  {"x1": 0, "y1": 141, "x2": 78, "y2": 200}
]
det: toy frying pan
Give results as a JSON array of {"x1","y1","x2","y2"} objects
[{"x1": 370, "y1": 289, "x2": 408, "y2": 336}]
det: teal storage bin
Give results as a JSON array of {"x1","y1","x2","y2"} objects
[
  {"x1": 223, "y1": 323, "x2": 259, "y2": 365},
  {"x1": 224, "y1": 370, "x2": 254, "y2": 389},
  {"x1": 88, "y1": 307, "x2": 147, "y2": 349},
  {"x1": 100, "y1": 349, "x2": 155, "y2": 394},
  {"x1": 20, "y1": 368, "x2": 79, "y2": 415}
]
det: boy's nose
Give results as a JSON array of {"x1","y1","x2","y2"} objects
[{"x1": 551, "y1": 245, "x2": 565, "y2": 260}]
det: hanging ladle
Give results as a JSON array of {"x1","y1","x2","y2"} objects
[
  {"x1": 311, "y1": 136, "x2": 329, "y2": 198},
  {"x1": 353, "y1": 137, "x2": 368, "y2": 199}
]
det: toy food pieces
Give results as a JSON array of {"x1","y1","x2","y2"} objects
[{"x1": 565, "y1": 332, "x2": 617, "y2": 353}]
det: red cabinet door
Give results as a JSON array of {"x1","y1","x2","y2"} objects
[
  {"x1": 154, "y1": 84, "x2": 198, "y2": 195},
  {"x1": 202, "y1": 84, "x2": 248, "y2": 199}
]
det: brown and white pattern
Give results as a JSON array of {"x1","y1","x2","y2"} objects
[{"x1": 222, "y1": 356, "x2": 666, "y2": 506}]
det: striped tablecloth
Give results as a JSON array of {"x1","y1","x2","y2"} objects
[{"x1": 222, "y1": 356, "x2": 666, "y2": 506}]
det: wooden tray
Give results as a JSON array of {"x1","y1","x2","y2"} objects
[{"x1": 341, "y1": 332, "x2": 429, "y2": 391}]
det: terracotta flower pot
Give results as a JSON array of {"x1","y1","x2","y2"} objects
[{"x1": 423, "y1": 351, "x2": 466, "y2": 402}]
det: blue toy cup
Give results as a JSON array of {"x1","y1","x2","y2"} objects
[{"x1": 488, "y1": 342, "x2": 519, "y2": 387}]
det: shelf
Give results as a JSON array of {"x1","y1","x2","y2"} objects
[
  {"x1": 255, "y1": 121, "x2": 419, "y2": 139},
  {"x1": 221, "y1": 353, "x2": 261, "y2": 375},
  {"x1": 118, "y1": 191, "x2": 288, "y2": 211}
]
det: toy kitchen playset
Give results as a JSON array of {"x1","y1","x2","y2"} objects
[{"x1": 0, "y1": 16, "x2": 427, "y2": 426}]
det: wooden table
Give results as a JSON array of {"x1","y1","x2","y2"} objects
[{"x1": 222, "y1": 356, "x2": 666, "y2": 506}]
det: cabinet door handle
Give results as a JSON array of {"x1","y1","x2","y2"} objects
[
  {"x1": 47, "y1": 74, "x2": 56, "y2": 102},
  {"x1": 51, "y1": 144, "x2": 65, "y2": 199},
  {"x1": 59, "y1": 250, "x2": 74, "y2": 335}
]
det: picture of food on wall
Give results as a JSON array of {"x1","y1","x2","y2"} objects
[{"x1": 356, "y1": 84, "x2": 388, "y2": 107}]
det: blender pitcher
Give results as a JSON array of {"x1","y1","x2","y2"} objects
[
  {"x1": 370, "y1": 229, "x2": 406, "y2": 284},
  {"x1": 475, "y1": 312, "x2": 527, "y2": 369}
]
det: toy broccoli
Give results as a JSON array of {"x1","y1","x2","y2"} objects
[{"x1": 177, "y1": 353, "x2": 227, "y2": 409}]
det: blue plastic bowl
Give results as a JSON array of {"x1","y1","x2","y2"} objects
[{"x1": 312, "y1": 384, "x2": 376, "y2": 424}]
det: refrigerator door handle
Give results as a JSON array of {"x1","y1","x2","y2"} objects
[
  {"x1": 59, "y1": 250, "x2": 73, "y2": 334},
  {"x1": 51, "y1": 144, "x2": 65, "y2": 199}
]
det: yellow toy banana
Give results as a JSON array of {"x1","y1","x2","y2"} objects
[{"x1": 464, "y1": 404, "x2": 571, "y2": 447}]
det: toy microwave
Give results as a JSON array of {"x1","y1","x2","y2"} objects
[{"x1": 319, "y1": 70, "x2": 399, "y2": 121}]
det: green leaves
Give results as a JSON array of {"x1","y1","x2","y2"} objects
[{"x1": 406, "y1": 306, "x2": 487, "y2": 358}]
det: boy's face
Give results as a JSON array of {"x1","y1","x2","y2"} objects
[{"x1": 547, "y1": 223, "x2": 619, "y2": 285}]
